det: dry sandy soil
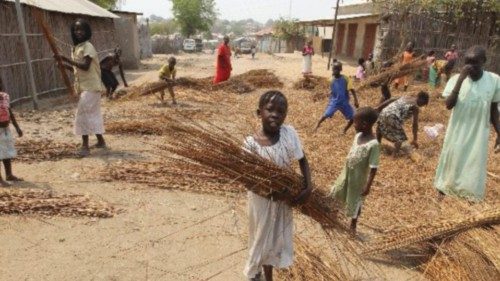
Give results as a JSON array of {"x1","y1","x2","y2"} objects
[{"x1": 0, "y1": 52, "x2": 498, "y2": 281}]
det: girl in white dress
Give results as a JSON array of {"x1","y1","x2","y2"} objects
[{"x1": 243, "y1": 91, "x2": 312, "y2": 281}]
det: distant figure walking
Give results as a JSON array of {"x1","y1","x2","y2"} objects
[
  {"x1": 213, "y1": 36, "x2": 232, "y2": 84},
  {"x1": 394, "y1": 42, "x2": 414, "y2": 91},
  {"x1": 100, "y1": 48, "x2": 128, "y2": 99},
  {"x1": 302, "y1": 40, "x2": 314, "y2": 77}
]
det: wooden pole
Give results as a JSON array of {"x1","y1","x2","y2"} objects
[
  {"x1": 327, "y1": 0, "x2": 341, "y2": 70},
  {"x1": 33, "y1": 9, "x2": 76, "y2": 97},
  {"x1": 14, "y1": 0, "x2": 39, "y2": 109}
]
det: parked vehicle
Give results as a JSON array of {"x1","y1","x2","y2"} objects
[
  {"x1": 183, "y1": 39, "x2": 196, "y2": 52},
  {"x1": 240, "y1": 41, "x2": 253, "y2": 54}
]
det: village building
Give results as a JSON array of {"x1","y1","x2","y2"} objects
[
  {"x1": 110, "y1": 10, "x2": 144, "y2": 69},
  {"x1": 0, "y1": 0, "x2": 131, "y2": 104},
  {"x1": 299, "y1": 2, "x2": 380, "y2": 60}
]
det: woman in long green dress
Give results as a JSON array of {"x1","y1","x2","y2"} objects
[{"x1": 434, "y1": 46, "x2": 500, "y2": 200}]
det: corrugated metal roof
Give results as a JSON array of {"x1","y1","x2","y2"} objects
[
  {"x1": 4, "y1": 0, "x2": 119, "y2": 18},
  {"x1": 299, "y1": 13, "x2": 377, "y2": 26}
]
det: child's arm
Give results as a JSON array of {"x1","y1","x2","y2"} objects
[
  {"x1": 361, "y1": 168, "x2": 377, "y2": 196},
  {"x1": 491, "y1": 102, "x2": 499, "y2": 152},
  {"x1": 350, "y1": 89, "x2": 359, "y2": 108},
  {"x1": 292, "y1": 155, "x2": 313, "y2": 205},
  {"x1": 411, "y1": 108, "x2": 420, "y2": 148},
  {"x1": 376, "y1": 98, "x2": 397, "y2": 112},
  {"x1": 55, "y1": 54, "x2": 92, "y2": 71},
  {"x1": 8, "y1": 109, "x2": 22, "y2": 137}
]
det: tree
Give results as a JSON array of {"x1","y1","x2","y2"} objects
[
  {"x1": 170, "y1": 0, "x2": 217, "y2": 38},
  {"x1": 273, "y1": 18, "x2": 303, "y2": 41},
  {"x1": 150, "y1": 19, "x2": 179, "y2": 35},
  {"x1": 89, "y1": 0, "x2": 121, "y2": 9}
]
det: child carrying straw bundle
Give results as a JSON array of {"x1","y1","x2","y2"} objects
[
  {"x1": 244, "y1": 91, "x2": 312, "y2": 281},
  {"x1": 330, "y1": 107, "x2": 380, "y2": 233}
]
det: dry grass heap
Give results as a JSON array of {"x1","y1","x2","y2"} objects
[
  {"x1": 118, "y1": 69, "x2": 283, "y2": 99},
  {"x1": 102, "y1": 160, "x2": 245, "y2": 196},
  {"x1": 292, "y1": 75, "x2": 330, "y2": 101},
  {"x1": 0, "y1": 188, "x2": 114, "y2": 218},
  {"x1": 16, "y1": 139, "x2": 77, "y2": 163},
  {"x1": 106, "y1": 119, "x2": 166, "y2": 135},
  {"x1": 364, "y1": 207, "x2": 500, "y2": 254}
]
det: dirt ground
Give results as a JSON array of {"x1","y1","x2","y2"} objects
[{"x1": 0, "y1": 52, "x2": 498, "y2": 281}]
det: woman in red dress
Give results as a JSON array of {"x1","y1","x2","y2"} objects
[{"x1": 213, "y1": 36, "x2": 232, "y2": 84}]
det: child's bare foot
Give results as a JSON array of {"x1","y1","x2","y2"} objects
[
  {"x1": 78, "y1": 147, "x2": 90, "y2": 158},
  {"x1": 0, "y1": 180, "x2": 11, "y2": 187},
  {"x1": 6, "y1": 175, "x2": 23, "y2": 181}
]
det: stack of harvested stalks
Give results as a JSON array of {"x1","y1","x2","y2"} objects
[
  {"x1": 102, "y1": 160, "x2": 245, "y2": 196},
  {"x1": 16, "y1": 139, "x2": 77, "y2": 163},
  {"x1": 158, "y1": 118, "x2": 341, "y2": 230},
  {"x1": 292, "y1": 75, "x2": 331, "y2": 102},
  {"x1": 106, "y1": 119, "x2": 166, "y2": 135},
  {"x1": 356, "y1": 56, "x2": 427, "y2": 92},
  {"x1": 277, "y1": 236, "x2": 350, "y2": 281},
  {"x1": 0, "y1": 188, "x2": 114, "y2": 218},
  {"x1": 117, "y1": 69, "x2": 283, "y2": 99}
]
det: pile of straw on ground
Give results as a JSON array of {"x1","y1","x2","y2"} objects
[
  {"x1": 106, "y1": 119, "x2": 166, "y2": 135},
  {"x1": 102, "y1": 160, "x2": 245, "y2": 196},
  {"x1": 117, "y1": 69, "x2": 283, "y2": 99},
  {"x1": 0, "y1": 188, "x2": 114, "y2": 218},
  {"x1": 16, "y1": 139, "x2": 77, "y2": 163}
]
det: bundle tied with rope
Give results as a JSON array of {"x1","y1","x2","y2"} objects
[
  {"x1": 356, "y1": 55, "x2": 427, "y2": 92},
  {"x1": 159, "y1": 117, "x2": 341, "y2": 230}
]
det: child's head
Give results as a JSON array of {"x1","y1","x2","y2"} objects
[
  {"x1": 168, "y1": 56, "x2": 177, "y2": 67},
  {"x1": 223, "y1": 35, "x2": 230, "y2": 44},
  {"x1": 427, "y1": 50, "x2": 435, "y2": 56},
  {"x1": 405, "y1": 42, "x2": 414, "y2": 51},
  {"x1": 71, "y1": 18, "x2": 92, "y2": 45},
  {"x1": 464, "y1": 45, "x2": 486, "y2": 78},
  {"x1": 416, "y1": 91, "x2": 430, "y2": 107},
  {"x1": 358, "y1": 58, "x2": 365, "y2": 66},
  {"x1": 257, "y1": 91, "x2": 288, "y2": 133},
  {"x1": 450, "y1": 44, "x2": 457, "y2": 51},
  {"x1": 332, "y1": 61, "x2": 342, "y2": 77},
  {"x1": 353, "y1": 107, "x2": 378, "y2": 133}
]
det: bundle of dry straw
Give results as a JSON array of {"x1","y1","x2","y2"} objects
[
  {"x1": 160, "y1": 119, "x2": 339, "y2": 229},
  {"x1": 0, "y1": 189, "x2": 114, "y2": 218},
  {"x1": 106, "y1": 119, "x2": 166, "y2": 135},
  {"x1": 364, "y1": 207, "x2": 500, "y2": 255},
  {"x1": 16, "y1": 139, "x2": 77, "y2": 163},
  {"x1": 356, "y1": 56, "x2": 427, "y2": 91}
]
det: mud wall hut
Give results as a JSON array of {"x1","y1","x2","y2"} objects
[
  {"x1": 0, "y1": 0, "x2": 118, "y2": 104},
  {"x1": 111, "y1": 10, "x2": 142, "y2": 69}
]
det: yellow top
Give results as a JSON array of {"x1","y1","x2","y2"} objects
[
  {"x1": 159, "y1": 65, "x2": 177, "y2": 79},
  {"x1": 72, "y1": 41, "x2": 104, "y2": 93},
  {"x1": 330, "y1": 75, "x2": 354, "y2": 90}
]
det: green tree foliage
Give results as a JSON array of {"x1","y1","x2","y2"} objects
[
  {"x1": 170, "y1": 0, "x2": 217, "y2": 38},
  {"x1": 273, "y1": 18, "x2": 304, "y2": 41},
  {"x1": 150, "y1": 19, "x2": 178, "y2": 35},
  {"x1": 89, "y1": 0, "x2": 120, "y2": 9}
]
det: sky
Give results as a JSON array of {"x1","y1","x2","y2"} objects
[{"x1": 120, "y1": 0, "x2": 367, "y2": 23}]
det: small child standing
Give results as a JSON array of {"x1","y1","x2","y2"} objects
[
  {"x1": 158, "y1": 56, "x2": 177, "y2": 105},
  {"x1": 251, "y1": 45, "x2": 256, "y2": 59},
  {"x1": 315, "y1": 61, "x2": 359, "y2": 133},
  {"x1": 0, "y1": 78, "x2": 23, "y2": 186},
  {"x1": 55, "y1": 18, "x2": 106, "y2": 157},
  {"x1": 355, "y1": 58, "x2": 366, "y2": 80},
  {"x1": 330, "y1": 107, "x2": 380, "y2": 233},
  {"x1": 244, "y1": 91, "x2": 312, "y2": 281}
]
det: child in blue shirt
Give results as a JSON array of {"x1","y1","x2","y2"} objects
[{"x1": 315, "y1": 61, "x2": 359, "y2": 133}]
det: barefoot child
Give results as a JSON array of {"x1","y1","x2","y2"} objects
[
  {"x1": 158, "y1": 56, "x2": 177, "y2": 105},
  {"x1": 100, "y1": 48, "x2": 128, "y2": 99},
  {"x1": 315, "y1": 61, "x2": 359, "y2": 133},
  {"x1": 244, "y1": 91, "x2": 312, "y2": 281},
  {"x1": 55, "y1": 19, "x2": 106, "y2": 157},
  {"x1": 330, "y1": 107, "x2": 380, "y2": 233},
  {"x1": 0, "y1": 78, "x2": 23, "y2": 186}
]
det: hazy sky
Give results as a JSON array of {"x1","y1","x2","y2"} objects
[{"x1": 121, "y1": 0, "x2": 366, "y2": 22}]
